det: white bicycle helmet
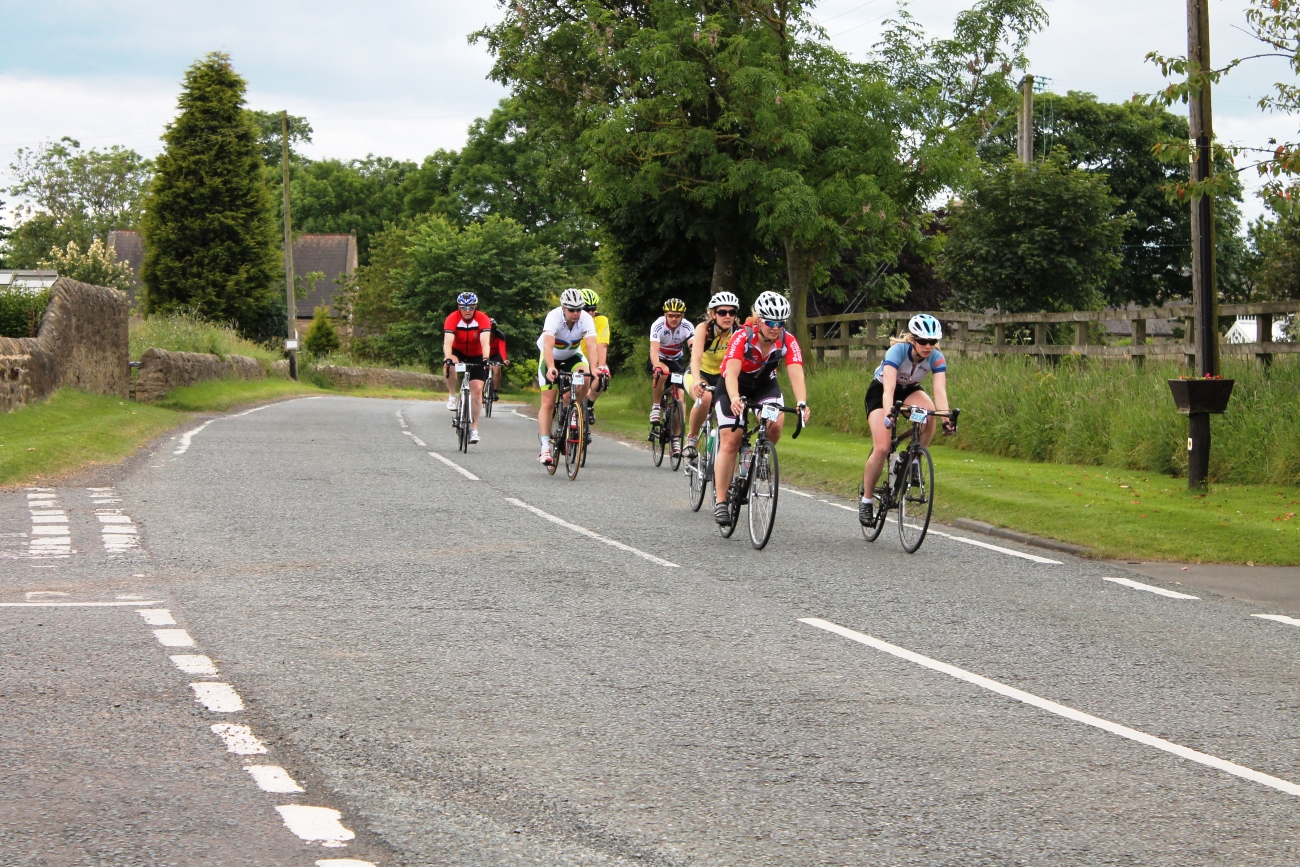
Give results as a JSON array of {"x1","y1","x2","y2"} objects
[
  {"x1": 560, "y1": 288, "x2": 586, "y2": 310},
  {"x1": 908, "y1": 313, "x2": 943, "y2": 340},
  {"x1": 753, "y1": 291, "x2": 792, "y2": 321},
  {"x1": 708, "y1": 291, "x2": 740, "y2": 310}
]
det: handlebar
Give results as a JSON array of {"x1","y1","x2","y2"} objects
[
  {"x1": 743, "y1": 402, "x2": 805, "y2": 440},
  {"x1": 890, "y1": 400, "x2": 960, "y2": 434}
]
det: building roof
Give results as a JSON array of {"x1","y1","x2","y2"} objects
[
  {"x1": 107, "y1": 230, "x2": 145, "y2": 301},
  {"x1": 0, "y1": 270, "x2": 59, "y2": 291},
  {"x1": 292, "y1": 233, "x2": 357, "y2": 320}
]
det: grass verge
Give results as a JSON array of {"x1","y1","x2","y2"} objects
[
  {"x1": 582, "y1": 377, "x2": 1300, "y2": 564},
  {"x1": 0, "y1": 391, "x2": 181, "y2": 487}
]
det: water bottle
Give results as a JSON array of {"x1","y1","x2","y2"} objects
[
  {"x1": 738, "y1": 444, "x2": 752, "y2": 481},
  {"x1": 888, "y1": 454, "x2": 904, "y2": 490}
]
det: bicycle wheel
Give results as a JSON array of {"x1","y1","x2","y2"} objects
[
  {"x1": 457, "y1": 391, "x2": 471, "y2": 453},
  {"x1": 666, "y1": 399, "x2": 684, "y2": 472},
  {"x1": 860, "y1": 481, "x2": 885, "y2": 543},
  {"x1": 747, "y1": 440, "x2": 779, "y2": 550},
  {"x1": 483, "y1": 378, "x2": 495, "y2": 417},
  {"x1": 898, "y1": 446, "x2": 935, "y2": 553},
  {"x1": 687, "y1": 426, "x2": 708, "y2": 512},
  {"x1": 565, "y1": 403, "x2": 585, "y2": 480},
  {"x1": 546, "y1": 403, "x2": 562, "y2": 476},
  {"x1": 651, "y1": 408, "x2": 666, "y2": 467}
]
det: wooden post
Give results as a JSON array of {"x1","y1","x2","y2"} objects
[
  {"x1": 841, "y1": 320, "x2": 851, "y2": 363},
  {"x1": 1017, "y1": 76, "x2": 1035, "y2": 164},
  {"x1": 1034, "y1": 322, "x2": 1048, "y2": 346},
  {"x1": 1188, "y1": 0, "x2": 1221, "y2": 378},
  {"x1": 957, "y1": 320, "x2": 969, "y2": 356},
  {"x1": 1131, "y1": 318, "x2": 1147, "y2": 368},
  {"x1": 994, "y1": 323, "x2": 1007, "y2": 355},
  {"x1": 1185, "y1": 316, "x2": 1197, "y2": 368},
  {"x1": 1074, "y1": 321, "x2": 1089, "y2": 354},
  {"x1": 1256, "y1": 313, "x2": 1273, "y2": 368},
  {"x1": 813, "y1": 322, "x2": 824, "y2": 364},
  {"x1": 281, "y1": 111, "x2": 298, "y2": 380}
]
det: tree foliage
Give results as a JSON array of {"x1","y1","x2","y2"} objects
[
  {"x1": 140, "y1": 52, "x2": 280, "y2": 335},
  {"x1": 939, "y1": 149, "x2": 1130, "y2": 313},
  {"x1": 303, "y1": 305, "x2": 342, "y2": 356},
  {"x1": 38, "y1": 238, "x2": 135, "y2": 294}
]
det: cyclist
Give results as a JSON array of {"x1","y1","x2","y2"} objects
[
  {"x1": 859, "y1": 313, "x2": 953, "y2": 527},
  {"x1": 581, "y1": 289, "x2": 610, "y2": 425},
  {"x1": 684, "y1": 291, "x2": 740, "y2": 459},
  {"x1": 488, "y1": 317, "x2": 508, "y2": 393},
  {"x1": 648, "y1": 297, "x2": 695, "y2": 457},
  {"x1": 713, "y1": 291, "x2": 811, "y2": 525},
  {"x1": 536, "y1": 288, "x2": 604, "y2": 465},
  {"x1": 442, "y1": 291, "x2": 492, "y2": 445}
]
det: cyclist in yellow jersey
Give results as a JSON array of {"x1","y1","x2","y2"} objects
[
  {"x1": 581, "y1": 289, "x2": 610, "y2": 424},
  {"x1": 684, "y1": 291, "x2": 740, "y2": 459}
]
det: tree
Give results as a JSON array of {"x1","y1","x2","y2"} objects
[
  {"x1": 980, "y1": 91, "x2": 1244, "y2": 305},
  {"x1": 387, "y1": 215, "x2": 564, "y2": 369},
  {"x1": 246, "y1": 110, "x2": 313, "y2": 167},
  {"x1": 1247, "y1": 202, "x2": 1300, "y2": 301},
  {"x1": 939, "y1": 149, "x2": 1130, "y2": 313},
  {"x1": 140, "y1": 52, "x2": 280, "y2": 335},
  {"x1": 302, "y1": 305, "x2": 342, "y2": 356},
  {"x1": 5, "y1": 137, "x2": 152, "y2": 267},
  {"x1": 38, "y1": 238, "x2": 135, "y2": 293}
]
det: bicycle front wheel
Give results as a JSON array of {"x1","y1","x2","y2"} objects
[
  {"x1": 747, "y1": 440, "x2": 779, "y2": 550},
  {"x1": 898, "y1": 446, "x2": 935, "y2": 553},
  {"x1": 457, "y1": 393, "x2": 471, "y2": 453},
  {"x1": 483, "y1": 380, "x2": 495, "y2": 417},
  {"x1": 651, "y1": 412, "x2": 666, "y2": 467},
  {"x1": 565, "y1": 404, "x2": 585, "y2": 480},
  {"x1": 687, "y1": 433, "x2": 707, "y2": 512},
  {"x1": 667, "y1": 400, "x2": 684, "y2": 472},
  {"x1": 860, "y1": 480, "x2": 885, "y2": 542},
  {"x1": 546, "y1": 404, "x2": 562, "y2": 475}
]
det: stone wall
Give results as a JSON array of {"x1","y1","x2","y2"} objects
[
  {"x1": 0, "y1": 278, "x2": 129, "y2": 412},
  {"x1": 135, "y1": 348, "x2": 264, "y2": 403},
  {"x1": 270, "y1": 360, "x2": 446, "y2": 392}
]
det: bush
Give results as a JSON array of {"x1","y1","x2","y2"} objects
[
  {"x1": 302, "y1": 306, "x2": 341, "y2": 356},
  {"x1": 130, "y1": 311, "x2": 281, "y2": 368},
  {"x1": 797, "y1": 354, "x2": 1300, "y2": 485},
  {"x1": 0, "y1": 287, "x2": 51, "y2": 338}
]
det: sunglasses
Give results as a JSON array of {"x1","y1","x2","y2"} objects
[
  {"x1": 714, "y1": 308, "x2": 738, "y2": 317},
  {"x1": 459, "y1": 305, "x2": 477, "y2": 312},
  {"x1": 915, "y1": 338, "x2": 938, "y2": 346},
  {"x1": 761, "y1": 318, "x2": 785, "y2": 329}
]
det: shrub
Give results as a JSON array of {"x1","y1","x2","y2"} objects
[
  {"x1": 0, "y1": 287, "x2": 51, "y2": 338},
  {"x1": 302, "y1": 306, "x2": 341, "y2": 357}
]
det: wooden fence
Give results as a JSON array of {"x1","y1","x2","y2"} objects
[{"x1": 807, "y1": 300, "x2": 1300, "y2": 367}]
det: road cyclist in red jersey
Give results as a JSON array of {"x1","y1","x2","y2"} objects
[
  {"x1": 859, "y1": 313, "x2": 954, "y2": 527},
  {"x1": 712, "y1": 291, "x2": 811, "y2": 526},
  {"x1": 536, "y1": 288, "x2": 605, "y2": 466},
  {"x1": 648, "y1": 297, "x2": 696, "y2": 459},
  {"x1": 442, "y1": 291, "x2": 492, "y2": 445},
  {"x1": 487, "y1": 317, "x2": 508, "y2": 390}
]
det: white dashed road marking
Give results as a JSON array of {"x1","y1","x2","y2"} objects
[
  {"x1": 211, "y1": 724, "x2": 268, "y2": 755},
  {"x1": 171, "y1": 654, "x2": 219, "y2": 676},
  {"x1": 1253, "y1": 613, "x2": 1300, "y2": 628},
  {"x1": 0, "y1": 600, "x2": 163, "y2": 608},
  {"x1": 26, "y1": 489, "x2": 71, "y2": 561},
  {"x1": 173, "y1": 420, "x2": 214, "y2": 455},
  {"x1": 1102, "y1": 576, "x2": 1200, "y2": 600},
  {"x1": 153, "y1": 628, "x2": 195, "y2": 647},
  {"x1": 190, "y1": 682, "x2": 245, "y2": 712},
  {"x1": 801, "y1": 617, "x2": 1300, "y2": 799},
  {"x1": 275, "y1": 805, "x2": 355, "y2": 847},
  {"x1": 506, "y1": 497, "x2": 679, "y2": 568},
  {"x1": 246, "y1": 765, "x2": 305, "y2": 794},
  {"x1": 138, "y1": 608, "x2": 176, "y2": 625},
  {"x1": 427, "y1": 451, "x2": 481, "y2": 481},
  {"x1": 91, "y1": 489, "x2": 142, "y2": 555}
]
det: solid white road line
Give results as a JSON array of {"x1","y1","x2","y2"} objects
[
  {"x1": 0, "y1": 600, "x2": 163, "y2": 607},
  {"x1": 1253, "y1": 613, "x2": 1300, "y2": 628},
  {"x1": 232, "y1": 405, "x2": 271, "y2": 418},
  {"x1": 1102, "y1": 576, "x2": 1200, "y2": 600},
  {"x1": 246, "y1": 765, "x2": 305, "y2": 794},
  {"x1": 137, "y1": 608, "x2": 176, "y2": 625},
  {"x1": 401, "y1": 431, "x2": 428, "y2": 448},
  {"x1": 800, "y1": 617, "x2": 1300, "y2": 799},
  {"x1": 275, "y1": 805, "x2": 355, "y2": 847},
  {"x1": 170, "y1": 654, "x2": 219, "y2": 676},
  {"x1": 506, "y1": 497, "x2": 679, "y2": 568},
  {"x1": 211, "y1": 723, "x2": 267, "y2": 755},
  {"x1": 153, "y1": 628, "x2": 195, "y2": 647},
  {"x1": 426, "y1": 451, "x2": 481, "y2": 481},
  {"x1": 174, "y1": 420, "x2": 214, "y2": 455},
  {"x1": 934, "y1": 532, "x2": 1064, "y2": 565},
  {"x1": 317, "y1": 860, "x2": 377, "y2": 867},
  {"x1": 190, "y1": 682, "x2": 244, "y2": 712}
]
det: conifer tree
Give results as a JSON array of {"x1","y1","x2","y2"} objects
[
  {"x1": 140, "y1": 52, "x2": 279, "y2": 334},
  {"x1": 303, "y1": 306, "x2": 341, "y2": 357}
]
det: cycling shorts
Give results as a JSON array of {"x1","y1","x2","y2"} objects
[
  {"x1": 714, "y1": 379, "x2": 783, "y2": 430},
  {"x1": 450, "y1": 350, "x2": 488, "y2": 382},
  {"x1": 685, "y1": 370, "x2": 720, "y2": 397},
  {"x1": 537, "y1": 351, "x2": 588, "y2": 388},
  {"x1": 865, "y1": 380, "x2": 923, "y2": 415},
  {"x1": 488, "y1": 352, "x2": 505, "y2": 365}
]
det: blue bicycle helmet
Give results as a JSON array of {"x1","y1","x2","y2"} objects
[
  {"x1": 908, "y1": 313, "x2": 942, "y2": 340},
  {"x1": 456, "y1": 292, "x2": 479, "y2": 308}
]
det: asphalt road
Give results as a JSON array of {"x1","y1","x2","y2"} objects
[{"x1": 2, "y1": 394, "x2": 1299, "y2": 866}]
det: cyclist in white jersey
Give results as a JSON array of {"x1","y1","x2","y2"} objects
[
  {"x1": 860, "y1": 313, "x2": 953, "y2": 526},
  {"x1": 648, "y1": 298, "x2": 695, "y2": 448},
  {"x1": 536, "y1": 288, "x2": 603, "y2": 465}
]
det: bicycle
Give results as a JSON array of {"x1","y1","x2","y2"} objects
[
  {"x1": 718, "y1": 401, "x2": 803, "y2": 550},
  {"x1": 860, "y1": 401, "x2": 960, "y2": 553},
  {"x1": 685, "y1": 386, "x2": 716, "y2": 512},
  {"x1": 579, "y1": 371, "x2": 609, "y2": 470},
  {"x1": 482, "y1": 361, "x2": 503, "y2": 417},
  {"x1": 649, "y1": 368, "x2": 686, "y2": 471},
  {"x1": 444, "y1": 360, "x2": 477, "y2": 454},
  {"x1": 545, "y1": 368, "x2": 587, "y2": 480}
]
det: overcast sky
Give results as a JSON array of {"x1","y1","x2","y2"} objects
[{"x1": 1, "y1": 0, "x2": 1293, "y2": 223}]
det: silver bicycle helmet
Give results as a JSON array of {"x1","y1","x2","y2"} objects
[
  {"x1": 908, "y1": 313, "x2": 943, "y2": 340},
  {"x1": 560, "y1": 288, "x2": 586, "y2": 310},
  {"x1": 753, "y1": 291, "x2": 791, "y2": 321},
  {"x1": 708, "y1": 291, "x2": 740, "y2": 310}
]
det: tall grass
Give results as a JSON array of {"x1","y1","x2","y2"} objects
[
  {"x1": 798, "y1": 354, "x2": 1300, "y2": 485},
  {"x1": 129, "y1": 312, "x2": 281, "y2": 368}
]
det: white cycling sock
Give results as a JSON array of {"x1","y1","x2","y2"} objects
[
  {"x1": 861, "y1": 496, "x2": 873, "y2": 505},
  {"x1": 539, "y1": 435, "x2": 551, "y2": 449}
]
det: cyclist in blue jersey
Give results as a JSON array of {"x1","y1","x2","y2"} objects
[{"x1": 859, "y1": 313, "x2": 954, "y2": 527}]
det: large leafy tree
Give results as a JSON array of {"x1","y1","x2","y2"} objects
[
  {"x1": 386, "y1": 214, "x2": 564, "y2": 369},
  {"x1": 5, "y1": 137, "x2": 152, "y2": 267},
  {"x1": 939, "y1": 149, "x2": 1130, "y2": 313},
  {"x1": 140, "y1": 52, "x2": 280, "y2": 334}
]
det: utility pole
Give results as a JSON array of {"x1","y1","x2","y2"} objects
[
  {"x1": 1016, "y1": 75, "x2": 1034, "y2": 164},
  {"x1": 1187, "y1": 0, "x2": 1219, "y2": 378},
  {"x1": 281, "y1": 110, "x2": 298, "y2": 380}
]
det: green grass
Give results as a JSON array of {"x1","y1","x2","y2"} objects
[
  {"x1": 583, "y1": 371, "x2": 1300, "y2": 564},
  {"x1": 130, "y1": 312, "x2": 282, "y2": 367},
  {"x1": 0, "y1": 390, "x2": 181, "y2": 486},
  {"x1": 155, "y1": 377, "x2": 447, "y2": 412}
]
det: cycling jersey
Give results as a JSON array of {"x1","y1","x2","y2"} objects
[
  {"x1": 593, "y1": 314, "x2": 610, "y2": 348},
  {"x1": 697, "y1": 321, "x2": 735, "y2": 376},
  {"x1": 721, "y1": 325, "x2": 803, "y2": 391},
  {"x1": 444, "y1": 310, "x2": 492, "y2": 358},
  {"x1": 489, "y1": 320, "x2": 508, "y2": 363},
  {"x1": 650, "y1": 316, "x2": 695, "y2": 361},
  {"x1": 537, "y1": 307, "x2": 596, "y2": 359},
  {"x1": 873, "y1": 341, "x2": 946, "y2": 387}
]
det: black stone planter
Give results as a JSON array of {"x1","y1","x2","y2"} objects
[{"x1": 1168, "y1": 379, "x2": 1234, "y2": 489}]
